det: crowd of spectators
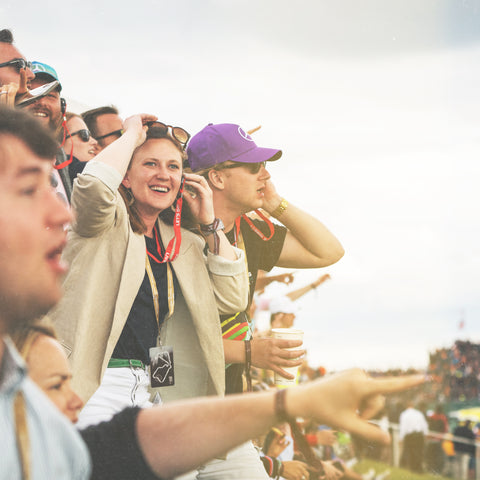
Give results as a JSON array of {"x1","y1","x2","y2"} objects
[
  {"x1": 0, "y1": 26, "x2": 450, "y2": 480},
  {"x1": 428, "y1": 340, "x2": 480, "y2": 402}
]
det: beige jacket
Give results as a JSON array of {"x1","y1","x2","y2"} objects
[{"x1": 49, "y1": 161, "x2": 248, "y2": 403}]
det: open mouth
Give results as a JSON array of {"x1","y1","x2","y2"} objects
[
  {"x1": 46, "y1": 241, "x2": 68, "y2": 275},
  {"x1": 88, "y1": 149, "x2": 96, "y2": 156},
  {"x1": 150, "y1": 186, "x2": 169, "y2": 193},
  {"x1": 32, "y1": 111, "x2": 49, "y2": 118}
]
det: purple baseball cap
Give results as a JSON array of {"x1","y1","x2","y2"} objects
[{"x1": 187, "y1": 123, "x2": 282, "y2": 171}]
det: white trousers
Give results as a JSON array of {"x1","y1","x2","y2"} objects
[
  {"x1": 176, "y1": 442, "x2": 269, "y2": 480},
  {"x1": 77, "y1": 366, "x2": 154, "y2": 429},
  {"x1": 78, "y1": 368, "x2": 269, "y2": 480}
]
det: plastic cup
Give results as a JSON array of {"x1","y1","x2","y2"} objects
[{"x1": 271, "y1": 328, "x2": 304, "y2": 386}]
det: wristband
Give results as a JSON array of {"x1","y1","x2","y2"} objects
[
  {"x1": 271, "y1": 198, "x2": 288, "y2": 219},
  {"x1": 200, "y1": 218, "x2": 224, "y2": 255},
  {"x1": 200, "y1": 217, "x2": 224, "y2": 235},
  {"x1": 274, "y1": 388, "x2": 292, "y2": 422}
]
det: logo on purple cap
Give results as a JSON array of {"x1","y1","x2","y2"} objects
[{"x1": 238, "y1": 127, "x2": 253, "y2": 142}]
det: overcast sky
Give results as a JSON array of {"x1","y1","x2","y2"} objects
[{"x1": 3, "y1": 0, "x2": 480, "y2": 371}]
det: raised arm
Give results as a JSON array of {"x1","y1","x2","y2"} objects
[
  {"x1": 255, "y1": 271, "x2": 295, "y2": 292},
  {"x1": 92, "y1": 113, "x2": 157, "y2": 176},
  {"x1": 136, "y1": 369, "x2": 424, "y2": 479},
  {"x1": 286, "y1": 273, "x2": 331, "y2": 302},
  {"x1": 261, "y1": 181, "x2": 344, "y2": 269},
  {"x1": 70, "y1": 114, "x2": 157, "y2": 237}
]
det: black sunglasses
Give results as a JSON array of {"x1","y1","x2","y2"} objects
[
  {"x1": 146, "y1": 121, "x2": 190, "y2": 147},
  {"x1": 95, "y1": 129, "x2": 124, "y2": 142},
  {"x1": 66, "y1": 129, "x2": 91, "y2": 142},
  {"x1": 0, "y1": 58, "x2": 32, "y2": 73},
  {"x1": 216, "y1": 161, "x2": 267, "y2": 174}
]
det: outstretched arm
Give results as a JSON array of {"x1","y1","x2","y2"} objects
[
  {"x1": 136, "y1": 369, "x2": 424, "y2": 479},
  {"x1": 261, "y1": 181, "x2": 344, "y2": 269},
  {"x1": 286, "y1": 273, "x2": 331, "y2": 302},
  {"x1": 255, "y1": 272, "x2": 295, "y2": 292}
]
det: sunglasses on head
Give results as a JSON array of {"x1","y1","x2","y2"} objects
[
  {"x1": 65, "y1": 129, "x2": 91, "y2": 142},
  {"x1": 216, "y1": 160, "x2": 267, "y2": 174},
  {"x1": 95, "y1": 129, "x2": 124, "y2": 142},
  {"x1": 146, "y1": 121, "x2": 190, "y2": 148},
  {"x1": 0, "y1": 58, "x2": 32, "y2": 73}
]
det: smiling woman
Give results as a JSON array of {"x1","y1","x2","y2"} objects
[{"x1": 47, "y1": 114, "x2": 248, "y2": 454}]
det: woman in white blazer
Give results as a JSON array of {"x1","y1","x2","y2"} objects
[{"x1": 49, "y1": 114, "x2": 248, "y2": 428}]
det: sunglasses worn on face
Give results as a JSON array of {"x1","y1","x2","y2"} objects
[
  {"x1": 146, "y1": 121, "x2": 190, "y2": 147},
  {"x1": 95, "y1": 129, "x2": 124, "y2": 141},
  {"x1": 66, "y1": 129, "x2": 91, "y2": 142},
  {"x1": 216, "y1": 161, "x2": 267, "y2": 174},
  {"x1": 0, "y1": 58, "x2": 32, "y2": 72}
]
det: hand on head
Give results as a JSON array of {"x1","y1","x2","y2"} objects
[{"x1": 122, "y1": 113, "x2": 158, "y2": 147}]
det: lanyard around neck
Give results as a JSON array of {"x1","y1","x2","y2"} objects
[
  {"x1": 233, "y1": 209, "x2": 275, "y2": 246},
  {"x1": 145, "y1": 255, "x2": 175, "y2": 333}
]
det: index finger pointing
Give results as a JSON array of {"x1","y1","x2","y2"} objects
[{"x1": 366, "y1": 374, "x2": 426, "y2": 397}]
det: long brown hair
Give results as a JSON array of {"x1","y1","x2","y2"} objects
[{"x1": 119, "y1": 127, "x2": 189, "y2": 234}]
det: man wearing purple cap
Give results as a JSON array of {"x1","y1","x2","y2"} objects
[
  {"x1": 187, "y1": 123, "x2": 344, "y2": 478},
  {"x1": 188, "y1": 123, "x2": 344, "y2": 389}
]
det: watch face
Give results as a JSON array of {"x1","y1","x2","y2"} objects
[{"x1": 16, "y1": 80, "x2": 60, "y2": 108}]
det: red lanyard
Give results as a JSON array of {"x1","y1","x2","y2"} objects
[
  {"x1": 147, "y1": 178, "x2": 184, "y2": 263},
  {"x1": 54, "y1": 118, "x2": 73, "y2": 170},
  {"x1": 233, "y1": 209, "x2": 275, "y2": 246}
]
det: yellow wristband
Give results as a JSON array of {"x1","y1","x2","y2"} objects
[{"x1": 271, "y1": 198, "x2": 288, "y2": 218}]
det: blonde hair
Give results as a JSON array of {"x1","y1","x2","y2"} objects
[{"x1": 10, "y1": 319, "x2": 57, "y2": 360}]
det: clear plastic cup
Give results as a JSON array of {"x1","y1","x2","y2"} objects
[{"x1": 271, "y1": 328, "x2": 304, "y2": 386}]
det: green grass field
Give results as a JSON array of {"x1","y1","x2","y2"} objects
[{"x1": 354, "y1": 459, "x2": 451, "y2": 480}]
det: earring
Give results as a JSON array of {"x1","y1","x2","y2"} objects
[{"x1": 125, "y1": 188, "x2": 135, "y2": 206}]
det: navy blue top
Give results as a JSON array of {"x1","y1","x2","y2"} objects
[{"x1": 112, "y1": 233, "x2": 178, "y2": 365}]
